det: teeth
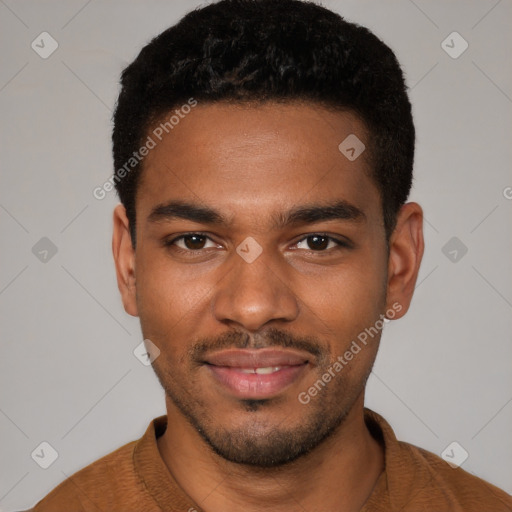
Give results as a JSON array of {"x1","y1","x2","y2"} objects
[
  {"x1": 256, "y1": 366, "x2": 281, "y2": 374},
  {"x1": 239, "y1": 366, "x2": 282, "y2": 374}
]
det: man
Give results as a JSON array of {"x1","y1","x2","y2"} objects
[{"x1": 28, "y1": 0, "x2": 512, "y2": 510}]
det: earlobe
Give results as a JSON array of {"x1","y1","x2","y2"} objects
[
  {"x1": 112, "y1": 204, "x2": 138, "y2": 317},
  {"x1": 385, "y1": 202, "x2": 424, "y2": 319}
]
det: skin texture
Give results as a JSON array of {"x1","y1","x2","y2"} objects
[{"x1": 112, "y1": 102, "x2": 424, "y2": 512}]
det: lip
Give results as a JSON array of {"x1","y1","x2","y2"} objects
[
  {"x1": 204, "y1": 348, "x2": 310, "y2": 368},
  {"x1": 204, "y1": 348, "x2": 311, "y2": 399}
]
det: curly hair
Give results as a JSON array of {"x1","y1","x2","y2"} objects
[{"x1": 112, "y1": 0, "x2": 415, "y2": 245}]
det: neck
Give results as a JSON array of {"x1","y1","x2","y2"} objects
[{"x1": 157, "y1": 394, "x2": 384, "y2": 512}]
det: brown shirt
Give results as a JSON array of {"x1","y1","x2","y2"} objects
[{"x1": 28, "y1": 409, "x2": 512, "y2": 511}]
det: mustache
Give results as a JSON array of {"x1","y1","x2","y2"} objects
[{"x1": 188, "y1": 327, "x2": 327, "y2": 364}]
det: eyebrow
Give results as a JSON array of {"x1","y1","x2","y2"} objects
[{"x1": 147, "y1": 199, "x2": 366, "y2": 228}]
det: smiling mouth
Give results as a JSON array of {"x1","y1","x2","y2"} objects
[
  {"x1": 237, "y1": 366, "x2": 284, "y2": 374},
  {"x1": 205, "y1": 363, "x2": 309, "y2": 399},
  {"x1": 203, "y1": 348, "x2": 311, "y2": 399}
]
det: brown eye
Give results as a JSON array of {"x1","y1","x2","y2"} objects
[
  {"x1": 181, "y1": 234, "x2": 207, "y2": 250},
  {"x1": 306, "y1": 235, "x2": 329, "y2": 250},
  {"x1": 295, "y1": 234, "x2": 345, "y2": 252},
  {"x1": 165, "y1": 233, "x2": 219, "y2": 252}
]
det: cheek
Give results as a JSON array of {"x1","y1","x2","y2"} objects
[
  {"x1": 135, "y1": 254, "x2": 209, "y2": 338},
  {"x1": 307, "y1": 263, "x2": 386, "y2": 323},
  {"x1": 299, "y1": 256, "x2": 387, "y2": 364}
]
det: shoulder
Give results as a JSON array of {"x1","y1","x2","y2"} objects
[
  {"x1": 26, "y1": 416, "x2": 170, "y2": 511},
  {"x1": 397, "y1": 440, "x2": 512, "y2": 510},
  {"x1": 364, "y1": 409, "x2": 512, "y2": 511},
  {"x1": 29, "y1": 439, "x2": 143, "y2": 511}
]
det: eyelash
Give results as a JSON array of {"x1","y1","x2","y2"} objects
[{"x1": 163, "y1": 232, "x2": 350, "y2": 255}]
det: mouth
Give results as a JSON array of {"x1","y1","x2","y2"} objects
[{"x1": 203, "y1": 348, "x2": 311, "y2": 400}]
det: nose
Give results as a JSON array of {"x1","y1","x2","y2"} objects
[{"x1": 212, "y1": 246, "x2": 300, "y2": 332}]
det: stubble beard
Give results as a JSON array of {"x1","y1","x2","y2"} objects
[{"x1": 154, "y1": 359, "x2": 374, "y2": 468}]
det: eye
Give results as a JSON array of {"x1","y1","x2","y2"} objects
[
  {"x1": 294, "y1": 234, "x2": 348, "y2": 252},
  {"x1": 165, "y1": 233, "x2": 219, "y2": 251}
]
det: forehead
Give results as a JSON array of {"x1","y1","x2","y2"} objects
[{"x1": 136, "y1": 102, "x2": 381, "y2": 229}]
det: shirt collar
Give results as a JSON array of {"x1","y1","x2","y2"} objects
[
  {"x1": 133, "y1": 408, "x2": 416, "y2": 511},
  {"x1": 133, "y1": 415, "x2": 201, "y2": 510}
]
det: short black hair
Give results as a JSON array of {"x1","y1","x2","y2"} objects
[{"x1": 112, "y1": 0, "x2": 414, "y2": 245}]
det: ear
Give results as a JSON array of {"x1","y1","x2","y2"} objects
[
  {"x1": 385, "y1": 202, "x2": 424, "y2": 319},
  {"x1": 112, "y1": 204, "x2": 138, "y2": 317}
]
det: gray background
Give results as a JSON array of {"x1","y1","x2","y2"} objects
[{"x1": 1, "y1": 0, "x2": 511, "y2": 509}]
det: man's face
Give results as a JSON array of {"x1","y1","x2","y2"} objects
[{"x1": 122, "y1": 103, "x2": 394, "y2": 466}]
